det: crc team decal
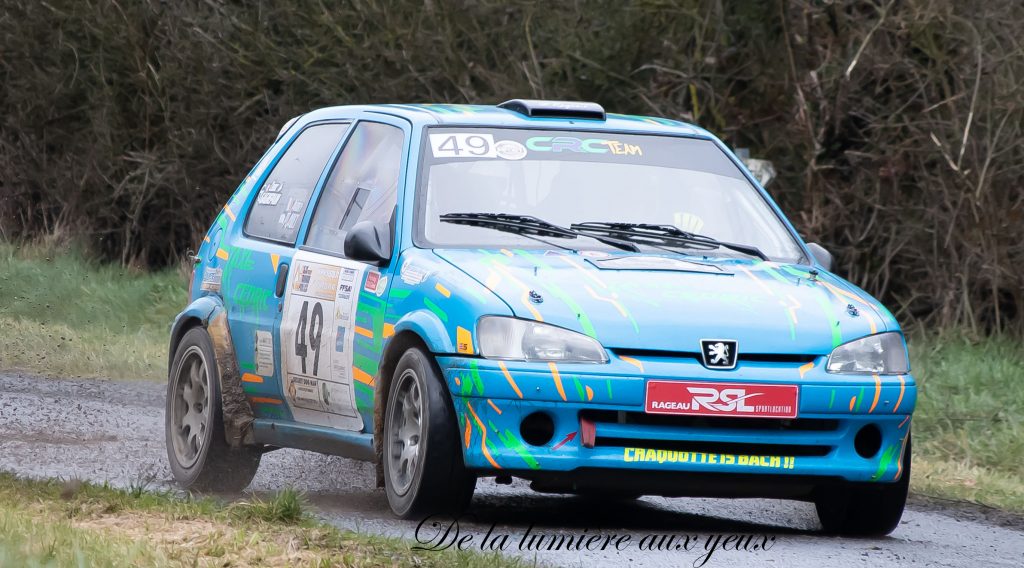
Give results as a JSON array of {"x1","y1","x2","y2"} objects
[
  {"x1": 525, "y1": 136, "x2": 643, "y2": 155},
  {"x1": 281, "y1": 250, "x2": 367, "y2": 431},
  {"x1": 645, "y1": 381, "x2": 798, "y2": 418},
  {"x1": 624, "y1": 448, "x2": 796, "y2": 470}
]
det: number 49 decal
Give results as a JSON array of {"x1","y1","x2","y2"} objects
[
  {"x1": 294, "y1": 300, "x2": 324, "y2": 376},
  {"x1": 429, "y1": 133, "x2": 496, "y2": 158}
]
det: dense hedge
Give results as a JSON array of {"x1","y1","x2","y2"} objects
[{"x1": 1, "y1": 1, "x2": 1021, "y2": 332}]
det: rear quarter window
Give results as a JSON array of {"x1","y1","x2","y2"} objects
[{"x1": 244, "y1": 123, "x2": 350, "y2": 244}]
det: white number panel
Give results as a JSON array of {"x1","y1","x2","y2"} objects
[
  {"x1": 280, "y1": 250, "x2": 367, "y2": 431},
  {"x1": 429, "y1": 133, "x2": 497, "y2": 158}
]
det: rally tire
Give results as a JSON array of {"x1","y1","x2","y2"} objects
[
  {"x1": 383, "y1": 347, "x2": 476, "y2": 518},
  {"x1": 165, "y1": 327, "x2": 262, "y2": 492},
  {"x1": 814, "y1": 437, "x2": 911, "y2": 537}
]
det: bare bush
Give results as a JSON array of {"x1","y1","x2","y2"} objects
[{"x1": 0, "y1": 0, "x2": 1021, "y2": 332}]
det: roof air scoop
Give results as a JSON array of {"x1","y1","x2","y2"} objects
[{"x1": 498, "y1": 99, "x2": 606, "y2": 121}]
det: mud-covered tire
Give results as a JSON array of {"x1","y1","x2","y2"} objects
[
  {"x1": 165, "y1": 327, "x2": 261, "y2": 492},
  {"x1": 383, "y1": 347, "x2": 476, "y2": 518},
  {"x1": 815, "y1": 437, "x2": 911, "y2": 537}
]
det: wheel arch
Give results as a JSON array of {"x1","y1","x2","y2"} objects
[
  {"x1": 168, "y1": 296, "x2": 255, "y2": 447},
  {"x1": 168, "y1": 316, "x2": 203, "y2": 374},
  {"x1": 168, "y1": 296, "x2": 224, "y2": 376},
  {"x1": 374, "y1": 327, "x2": 462, "y2": 488}
]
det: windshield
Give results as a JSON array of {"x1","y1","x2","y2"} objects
[{"x1": 416, "y1": 128, "x2": 805, "y2": 263}]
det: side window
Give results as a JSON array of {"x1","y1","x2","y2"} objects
[
  {"x1": 245, "y1": 123, "x2": 351, "y2": 244},
  {"x1": 306, "y1": 122, "x2": 405, "y2": 255}
]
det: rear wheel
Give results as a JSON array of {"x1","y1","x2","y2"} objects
[
  {"x1": 383, "y1": 347, "x2": 475, "y2": 518},
  {"x1": 815, "y1": 437, "x2": 911, "y2": 536},
  {"x1": 165, "y1": 327, "x2": 261, "y2": 492}
]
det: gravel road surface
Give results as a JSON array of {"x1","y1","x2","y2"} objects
[{"x1": 1, "y1": 372, "x2": 1022, "y2": 567}]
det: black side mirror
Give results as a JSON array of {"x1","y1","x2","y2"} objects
[
  {"x1": 344, "y1": 220, "x2": 391, "y2": 263},
  {"x1": 807, "y1": 242, "x2": 833, "y2": 271}
]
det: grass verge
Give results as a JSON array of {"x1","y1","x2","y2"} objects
[
  {"x1": 0, "y1": 472, "x2": 529, "y2": 567},
  {"x1": 908, "y1": 334, "x2": 1024, "y2": 512},
  {"x1": 0, "y1": 242, "x2": 185, "y2": 380}
]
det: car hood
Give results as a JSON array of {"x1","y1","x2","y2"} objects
[{"x1": 433, "y1": 248, "x2": 896, "y2": 355}]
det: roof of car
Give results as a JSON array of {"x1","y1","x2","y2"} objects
[{"x1": 295, "y1": 102, "x2": 711, "y2": 138}]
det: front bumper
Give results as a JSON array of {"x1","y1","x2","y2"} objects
[{"x1": 438, "y1": 354, "x2": 915, "y2": 487}]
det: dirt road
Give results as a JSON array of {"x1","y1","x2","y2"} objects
[{"x1": 1, "y1": 372, "x2": 1022, "y2": 567}]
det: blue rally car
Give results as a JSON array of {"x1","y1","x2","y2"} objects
[{"x1": 166, "y1": 100, "x2": 915, "y2": 535}]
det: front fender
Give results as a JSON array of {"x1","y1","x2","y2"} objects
[
  {"x1": 391, "y1": 309, "x2": 457, "y2": 354},
  {"x1": 169, "y1": 296, "x2": 255, "y2": 446},
  {"x1": 168, "y1": 295, "x2": 222, "y2": 373}
]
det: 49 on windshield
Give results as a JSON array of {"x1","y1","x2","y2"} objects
[{"x1": 416, "y1": 128, "x2": 804, "y2": 263}]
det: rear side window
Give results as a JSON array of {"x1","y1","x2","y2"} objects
[
  {"x1": 306, "y1": 122, "x2": 405, "y2": 255},
  {"x1": 245, "y1": 123, "x2": 350, "y2": 244}
]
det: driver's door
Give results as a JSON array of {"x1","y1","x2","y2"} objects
[{"x1": 277, "y1": 119, "x2": 408, "y2": 432}]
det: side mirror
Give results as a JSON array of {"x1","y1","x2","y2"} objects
[
  {"x1": 343, "y1": 220, "x2": 391, "y2": 264},
  {"x1": 807, "y1": 242, "x2": 833, "y2": 271}
]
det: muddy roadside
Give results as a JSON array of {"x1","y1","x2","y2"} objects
[{"x1": 2, "y1": 372, "x2": 1024, "y2": 568}]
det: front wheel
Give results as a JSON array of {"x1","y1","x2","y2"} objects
[
  {"x1": 383, "y1": 347, "x2": 476, "y2": 518},
  {"x1": 165, "y1": 327, "x2": 261, "y2": 492},
  {"x1": 815, "y1": 437, "x2": 911, "y2": 536}
]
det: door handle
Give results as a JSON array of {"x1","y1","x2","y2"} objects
[{"x1": 275, "y1": 263, "x2": 289, "y2": 298}]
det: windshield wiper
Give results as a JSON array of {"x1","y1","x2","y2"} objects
[
  {"x1": 569, "y1": 221, "x2": 768, "y2": 261},
  {"x1": 440, "y1": 213, "x2": 640, "y2": 252}
]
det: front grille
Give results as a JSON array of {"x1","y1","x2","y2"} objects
[
  {"x1": 612, "y1": 348, "x2": 816, "y2": 364},
  {"x1": 581, "y1": 410, "x2": 839, "y2": 432},
  {"x1": 580, "y1": 410, "x2": 838, "y2": 458}
]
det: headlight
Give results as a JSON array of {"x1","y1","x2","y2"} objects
[
  {"x1": 477, "y1": 316, "x2": 608, "y2": 363},
  {"x1": 826, "y1": 332, "x2": 909, "y2": 374}
]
